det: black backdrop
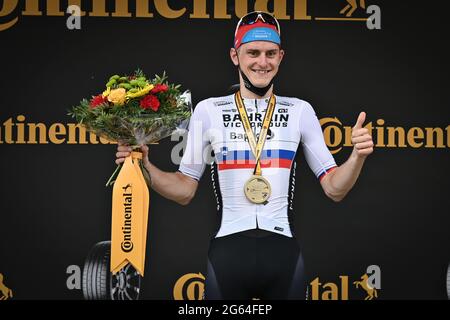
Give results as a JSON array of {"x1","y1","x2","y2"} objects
[{"x1": 0, "y1": 0, "x2": 449, "y2": 300}]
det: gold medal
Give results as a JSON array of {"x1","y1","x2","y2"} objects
[{"x1": 244, "y1": 175, "x2": 271, "y2": 204}]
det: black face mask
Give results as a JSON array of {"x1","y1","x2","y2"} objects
[{"x1": 239, "y1": 67, "x2": 274, "y2": 97}]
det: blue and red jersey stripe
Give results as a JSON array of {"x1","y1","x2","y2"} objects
[{"x1": 217, "y1": 149, "x2": 295, "y2": 170}]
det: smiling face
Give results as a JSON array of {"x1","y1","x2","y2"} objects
[{"x1": 230, "y1": 41, "x2": 284, "y2": 88}]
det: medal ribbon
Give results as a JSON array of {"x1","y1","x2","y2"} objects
[{"x1": 234, "y1": 91, "x2": 276, "y2": 176}]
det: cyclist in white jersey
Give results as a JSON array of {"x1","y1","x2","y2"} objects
[{"x1": 116, "y1": 11, "x2": 374, "y2": 299}]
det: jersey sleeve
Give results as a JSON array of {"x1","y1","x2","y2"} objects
[
  {"x1": 299, "y1": 101, "x2": 338, "y2": 181},
  {"x1": 178, "y1": 99, "x2": 211, "y2": 181}
]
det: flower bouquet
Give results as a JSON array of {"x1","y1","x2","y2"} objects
[
  {"x1": 69, "y1": 70, "x2": 191, "y2": 300},
  {"x1": 69, "y1": 69, "x2": 191, "y2": 184}
]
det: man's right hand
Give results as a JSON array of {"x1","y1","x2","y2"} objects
[{"x1": 115, "y1": 142, "x2": 150, "y2": 166}]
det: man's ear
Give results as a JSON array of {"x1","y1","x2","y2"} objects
[
  {"x1": 230, "y1": 47, "x2": 239, "y2": 66},
  {"x1": 279, "y1": 49, "x2": 285, "y2": 63}
]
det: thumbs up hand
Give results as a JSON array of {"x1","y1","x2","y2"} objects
[{"x1": 351, "y1": 112, "x2": 374, "y2": 158}]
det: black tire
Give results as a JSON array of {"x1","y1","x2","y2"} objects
[
  {"x1": 82, "y1": 241, "x2": 142, "y2": 300},
  {"x1": 447, "y1": 263, "x2": 450, "y2": 300}
]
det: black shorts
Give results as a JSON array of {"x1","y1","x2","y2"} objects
[{"x1": 204, "y1": 229, "x2": 307, "y2": 300}]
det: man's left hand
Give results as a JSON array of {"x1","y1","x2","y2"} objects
[{"x1": 351, "y1": 112, "x2": 374, "y2": 159}]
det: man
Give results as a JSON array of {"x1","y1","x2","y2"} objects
[{"x1": 116, "y1": 11, "x2": 374, "y2": 299}]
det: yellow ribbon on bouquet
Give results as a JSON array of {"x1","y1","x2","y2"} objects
[{"x1": 111, "y1": 152, "x2": 149, "y2": 276}]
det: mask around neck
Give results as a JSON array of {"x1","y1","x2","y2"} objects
[{"x1": 238, "y1": 67, "x2": 275, "y2": 98}]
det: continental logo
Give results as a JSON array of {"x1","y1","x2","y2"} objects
[
  {"x1": 0, "y1": 115, "x2": 113, "y2": 145},
  {"x1": 121, "y1": 184, "x2": 133, "y2": 253},
  {"x1": 0, "y1": 273, "x2": 13, "y2": 300},
  {"x1": 173, "y1": 272, "x2": 288, "y2": 300},
  {"x1": 1, "y1": 115, "x2": 449, "y2": 155},
  {"x1": 310, "y1": 265, "x2": 381, "y2": 300},
  {"x1": 353, "y1": 273, "x2": 378, "y2": 300},
  {"x1": 173, "y1": 272, "x2": 205, "y2": 300},
  {"x1": 320, "y1": 117, "x2": 450, "y2": 154},
  {"x1": 340, "y1": 0, "x2": 366, "y2": 17},
  {"x1": 0, "y1": 0, "x2": 380, "y2": 32}
]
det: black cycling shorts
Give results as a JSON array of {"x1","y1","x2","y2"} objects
[{"x1": 204, "y1": 229, "x2": 307, "y2": 300}]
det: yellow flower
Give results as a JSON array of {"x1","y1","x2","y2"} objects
[
  {"x1": 108, "y1": 88, "x2": 127, "y2": 106},
  {"x1": 102, "y1": 87, "x2": 111, "y2": 98},
  {"x1": 126, "y1": 84, "x2": 154, "y2": 99}
]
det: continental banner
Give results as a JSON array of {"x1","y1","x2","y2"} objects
[{"x1": 0, "y1": 115, "x2": 448, "y2": 152}]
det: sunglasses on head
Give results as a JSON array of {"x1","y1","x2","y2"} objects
[{"x1": 234, "y1": 11, "x2": 281, "y2": 37}]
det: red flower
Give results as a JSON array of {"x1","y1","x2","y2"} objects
[
  {"x1": 89, "y1": 94, "x2": 107, "y2": 108},
  {"x1": 151, "y1": 84, "x2": 168, "y2": 94},
  {"x1": 140, "y1": 95, "x2": 160, "y2": 111}
]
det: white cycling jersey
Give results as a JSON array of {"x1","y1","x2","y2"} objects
[{"x1": 179, "y1": 94, "x2": 337, "y2": 238}]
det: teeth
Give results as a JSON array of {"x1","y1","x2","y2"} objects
[{"x1": 254, "y1": 70, "x2": 269, "y2": 74}]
